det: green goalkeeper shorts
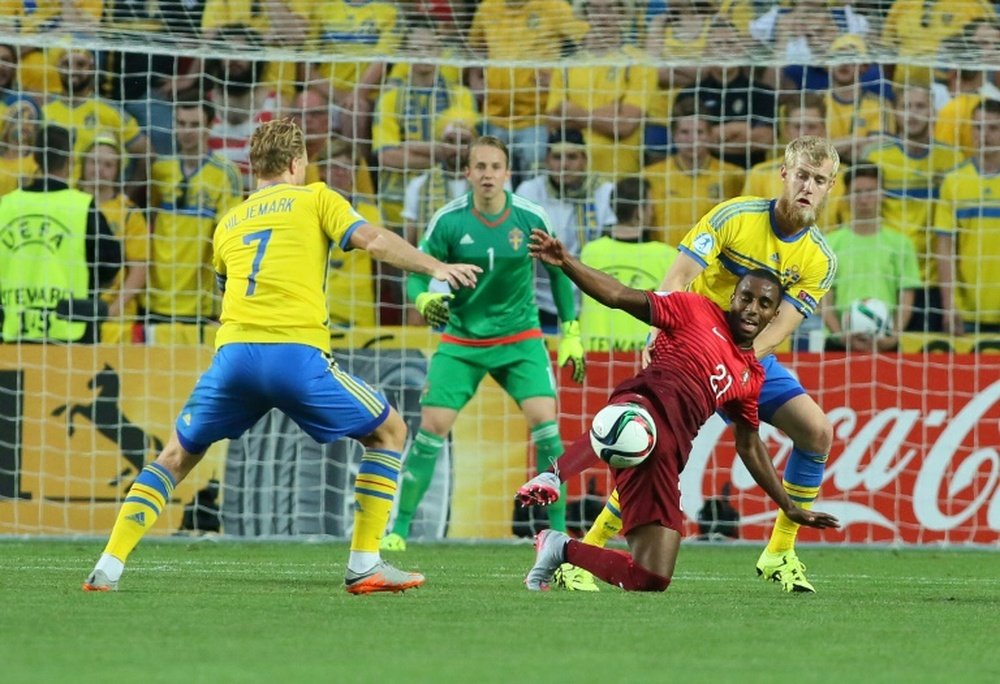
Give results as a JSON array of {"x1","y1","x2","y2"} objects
[{"x1": 422, "y1": 337, "x2": 556, "y2": 410}]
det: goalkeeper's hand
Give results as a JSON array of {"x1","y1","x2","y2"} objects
[
  {"x1": 557, "y1": 320, "x2": 586, "y2": 384},
  {"x1": 415, "y1": 292, "x2": 453, "y2": 328}
]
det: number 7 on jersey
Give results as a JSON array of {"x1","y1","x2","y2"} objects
[{"x1": 242, "y1": 229, "x2": 272, "y2": 296}]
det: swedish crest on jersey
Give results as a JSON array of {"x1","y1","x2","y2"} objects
[
  {"x1": 782, "y1": 264, "x2": 802, "y2": 286},
  {"x1": 508, "y1": 228, "x2": 526, "y2": 251}
]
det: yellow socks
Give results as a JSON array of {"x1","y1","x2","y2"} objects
[
  {"x1": 350, "y1": 449, "x2": 402, "y2": 572},
  {"x1": 104, "y1": 462, "x2": 176, "y2": 562},
  {"x1": 582, "y1": 488, "x2": 623, "y2": 547}
]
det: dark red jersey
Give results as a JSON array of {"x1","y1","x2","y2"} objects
[{"x1": 612, "y1": 291, "x2": 764, "y2": 463}]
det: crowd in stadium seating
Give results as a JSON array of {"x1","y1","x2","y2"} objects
[{"x1": 1, "y1": 1, "x2": 999, "y2": 346}]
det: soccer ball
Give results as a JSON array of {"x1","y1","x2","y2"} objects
[
  {"x1": 589, "y1": 403, "x2": 657, "y2": 469},
  {"x1": 842, "y1": 298, "x2": 892, "y2": 337}
]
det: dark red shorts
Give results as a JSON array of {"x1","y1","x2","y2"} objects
[{"x1": 608, "y1": 390, "x2": 685, "y2": 536}]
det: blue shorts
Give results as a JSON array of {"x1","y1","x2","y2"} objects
[
  {"x1": 175, "y1": 343, "x2": 390, "y2": 454},
  {"x1": 757, "y1": 354, "x2": 807, "y2": 424},
  {"x1": 718, "y1": 354, "x2": 807, "y2": 425}
]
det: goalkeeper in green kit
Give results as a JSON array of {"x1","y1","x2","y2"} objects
[{"x1": 381, "y1": 135, "x2": 585, "y2": 551}]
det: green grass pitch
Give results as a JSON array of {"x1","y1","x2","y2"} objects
[{"x1": 1, "y1": 540, "x2": 997, "y2": 684}]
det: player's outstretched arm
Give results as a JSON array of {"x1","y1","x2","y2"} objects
[
  {"x1": 350, "y1": 223, "x2": 481, "y2": 289},
  {"x1": 733, "y1": 423, "x2": 840, "y2": 530},
  {"x1": 529, "y1": 229, "x2": 650, "y2": 323}
]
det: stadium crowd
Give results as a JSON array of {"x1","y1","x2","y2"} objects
[{"x1": 1, "y1": 0, "x2": 999, "y2": 347}]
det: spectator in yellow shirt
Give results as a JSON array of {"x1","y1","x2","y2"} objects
[
  {"x1": 545, "y1": 0, "x2": 656, "y2": 180},
  {"x1": 316, "y1": 138, "x2": 379, "y2": 329},
  {"x1": 824, "y1": 35, "x2": 887, "y2": 165},
  {"x1": 43, "y1": 48, "x2": 153, "y2": 204},
  {"x1": 882, "y1": 0, "x2": 995, "y2": 57},
  {"x1": 467, "y1": 0, "x2": 588, "y2": 180},
  {"x1": 644, "y1": 96, "x2": 745, "y2": 247},
  {"x1": 372, "y1": 18, "x2": 479, "y2": 229},
  {"x1": 79, "y1": 134, "x2": 150, "y2": 344},
  {"x1": 0, "y1": 97, "x2": 40, "y2": 197}
]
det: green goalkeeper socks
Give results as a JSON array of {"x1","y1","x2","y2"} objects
[
  {"x1": 391, "y1": 428, "x2": 445, "y2": 539},
  {"x1": 532, "y1": 420, "x2": 567, "y2": 533}
]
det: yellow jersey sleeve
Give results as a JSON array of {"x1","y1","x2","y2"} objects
[
  {"x1": 678, "y1": 200, "x2": 741, "y2": 269},
  {"x1": 786, "y1": 231, "x2": 837, "y2": 317},
  {"x1": 314, "y1": 183, "x2": 367, "y2": 248}
]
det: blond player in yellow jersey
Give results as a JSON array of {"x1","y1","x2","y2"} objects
[
  {"x1": 558, "y1": 136, "x2": 839, "y2": 593},
  {"x1": 83, "y1": 119, "x2": 480, "y2": 595}
]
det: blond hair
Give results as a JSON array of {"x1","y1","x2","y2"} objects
[
  {"x1": 469, "y1": 135, "x2": 509, "y2": 168},
  {"x1": 784, "y1": 135, "x2": 840, "y2": 177},
  {"x1": 249, "y1": 118, "x2": 306, "y2": 180}
]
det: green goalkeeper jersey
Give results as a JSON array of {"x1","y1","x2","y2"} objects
[{"x1": 408, "y1": 190, "x2": 577, "y2": 340}]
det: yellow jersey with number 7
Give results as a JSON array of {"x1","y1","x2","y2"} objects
[{"x1": 213, "y1": 182, "x2": 366, "y2": 351}]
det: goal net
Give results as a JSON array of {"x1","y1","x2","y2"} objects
[{"x1": 0, "y1": 1, "x2": 998, "y2": 546}]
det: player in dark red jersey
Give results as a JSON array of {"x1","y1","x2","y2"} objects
[{"x1": 521, "y1": 229, "x2": 840, "y2": 592}]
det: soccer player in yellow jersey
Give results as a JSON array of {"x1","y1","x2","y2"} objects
[
  {"x1": 935, "y1": 99, "x2": 1000, "y2": 336},
  {"x1": 79, "y1": 135, "x2": 150, "y2": 344},
  {"x1": 147, "y1": 94, "x2": 243, "y2": 344},
  {"x1": 564, "y1": 136, "x2": 840, "y2": 593},
  {"x1": 83, "y1": 118, "x2": 480, "y2": 594},
  {"x1": 644, "y1": 97, "x2": 745, "y2": 247}
]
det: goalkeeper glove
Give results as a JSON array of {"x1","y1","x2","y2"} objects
[
  {"x1": 557, "y1": 320, "x2": 586, "y2": 384},
  {"x1": 415, "y1": 291, "x2": 453, "y2": 328}
]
